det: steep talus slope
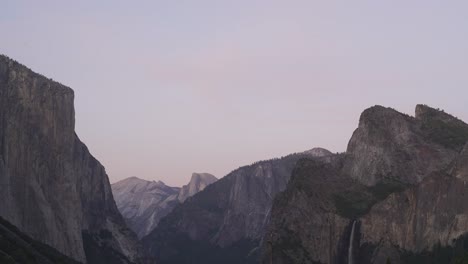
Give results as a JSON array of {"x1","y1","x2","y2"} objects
[
  {"x1": 142, "y1": 149, "x2": 332, "y2": 264},
  {"x1": 263, "y1": 105, "x2": 468, "y2": 264},
  {"x1": 0, "y1": 55, "x2": 141, "y2": 263}
]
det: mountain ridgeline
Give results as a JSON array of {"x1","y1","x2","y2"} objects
[
  {"x1": 140, "y1": 104, "x2": 468, "y2": 264},
  {"x1": 3, "y1": 54, "x2": 468, "y2": 264},
  {"x1": 142, "y1": 148, "x2": 333, "y2": 264},
  {"x1": 0, "y1": 55, "x2": 141, "y2": 263},
  {"x1": 263, "y1": 105, "x2": 468, "y2": 264},
  {"x1": 111, "y1": 173, "x2": 217, "y2": 238}
]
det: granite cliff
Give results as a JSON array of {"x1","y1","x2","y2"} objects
[
  {"x1": 0, "y1": 55, "x2": 141, "y2": 263},
  {"x1": 142, "y1": 148, "x2": 332, "y2": 264},
  {"x1": 263, "y1": 105, "x2": 468, "y2": 264},
  {"x1": 177, "y1": 173, "x2": 217, "y2": 203}
]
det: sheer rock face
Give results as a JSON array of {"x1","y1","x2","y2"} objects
[
  {"x1": 360, "y1": 143, "x2": 468, "y2": 261},
  {"x1": 142, "y1": 148, "x2": 333, "y2": 264},
  {"x1": 344, "y1": 105, "x2": 458, "y2": 186},
  {"x1": 263, "y1": 105, "x2": 468, "y2": 264},
  {"x1": 178, "y1": 173, "x2": 217, "y2": 203},
  {"x1": 262, "y1": 157, "x2": 351, "y2": 264},
  {"x1": 0, "y1": 55, "x2": 141, "y2": 263},
  {"x1": 112, "y1": 174, "x2": 217, "y2": 238}
]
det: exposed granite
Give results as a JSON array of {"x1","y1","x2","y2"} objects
[
  {"x1": 142, "y1": 148, "x2": 333, "y2": 264},
  {"x1": 177, "y1": 173, "x2": 217, "y2": 203},
  {"x1": 360, "y1": 143, "x2": 468, "y2": 263},
  {"x1": 344, "y1": 105, "x2": 459, "y2": 186},
  {"x1": 111, "y1": 173, "x2": 218, "y2": 239},
  {"x1": 0, "y1": 55, "x2": 141, "y2": 263},
  {"x1": 263, "y1": 105, "x2": 468, "y2": 264}
]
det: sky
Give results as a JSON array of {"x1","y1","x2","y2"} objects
[{"x1": 1, "y1": 1, "x2": 468, "y2": 186}]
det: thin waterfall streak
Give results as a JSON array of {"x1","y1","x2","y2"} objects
[{"x1": 348, "y1": 220, "x2": 357, "y2": 264}]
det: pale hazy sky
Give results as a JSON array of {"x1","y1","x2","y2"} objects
[{"x1": 1, "y1": 1, "x2": 468, "y2": 186}]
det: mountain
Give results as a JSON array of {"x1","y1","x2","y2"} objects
[
  {"x1": 111, "y1": 177, "x2": 180, "y2": 239},
  {"x1": 0, "y1": 55, "x2": 141, "y2": 263},
  {"x1": 177, "y1": 173, "x2": 218, "y2": 202},
  {"x1": 112, "y1": 173, "x2": 217, "y2": 238},
  {"x1": 262, "y1": 105, "x2": 468, "y2": 264},
  {"x1": 142, "y1": 148, "x2": 333, "y2": 264}
]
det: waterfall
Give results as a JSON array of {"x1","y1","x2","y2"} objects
[{"x1": 348, "y1": 220, "x2": 357, "y2": 264}]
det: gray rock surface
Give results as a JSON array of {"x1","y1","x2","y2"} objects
[
  {"x1": 177, "y1": 173, "x2": 217, "y2": 202},
  {"x1": 263, "y1": 156, "x2": 355, "y2": 264},
  {"x1": 112, "y1": 173, "x2": 217, "y2": 238},
  {"x1": 0, "y1": 216, "x2": 81, "y2": 264},
  {"x1": 360, "y1": 143, "x2": 468, "y2": 260},
  {"x1": 0, "y1": 55, "x2": 141, "y2": 263},
  {"x1": 142, "y1": 148, "x2": 333, "y2": 264},
  {"x1": 344, "y1": 105, "x2": 457, "y2": 186},
  {"x1": 263, "y1": 105, "x2": 468, "y2": 264}
]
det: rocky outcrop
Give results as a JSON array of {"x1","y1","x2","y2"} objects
[
  {"x1": 263, "y1": 156, "x2": 351, "y2": 264},
  {"x1": 177, "y1": 173, "x2": 217, "y2": 202},
  {"x1": 0, "y1": 55, "x2": 141, "y2": 263},
  {"x1": 301, "y1": 147, "x2": 333, "y2": 157},
  {"x1": 142, "y1": 148, "x2": 333, "y2": 264},
  {"x1": 344, "y1": 105, "x2": 457, "y2": 186},
  {"x1": 112, "y1": 174, "x2": 217, "y2": 238},
  {"x1": 359, "y1": 143, "x2": 468, "y2": 263},
  {"x1": 263, "y1": 105, "x2": 468, "y2": 264}
]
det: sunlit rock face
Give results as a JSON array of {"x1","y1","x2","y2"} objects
[
  {"x1": 263, "y1": 105, "x2": 468, "y2": 264},
  {"x1": 112, "y1": 173, "x2": 217, "y2": 238},
  {"x1": 0, "y1": 55, "x2": 142, "y2": 263}
]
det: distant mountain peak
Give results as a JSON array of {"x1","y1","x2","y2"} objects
[
  {"x1": 178, "y1": 173, "x2": 218, "y2": 202},
  {"x1": 190, "y1": 172, "x2": 218, "y2": 182},
  {"x1": 116, "y1": 176, "x2": 146, "y2": 183},
  {"x1": 112, "y1": 173, "x2": 217, "y2": 238}
]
